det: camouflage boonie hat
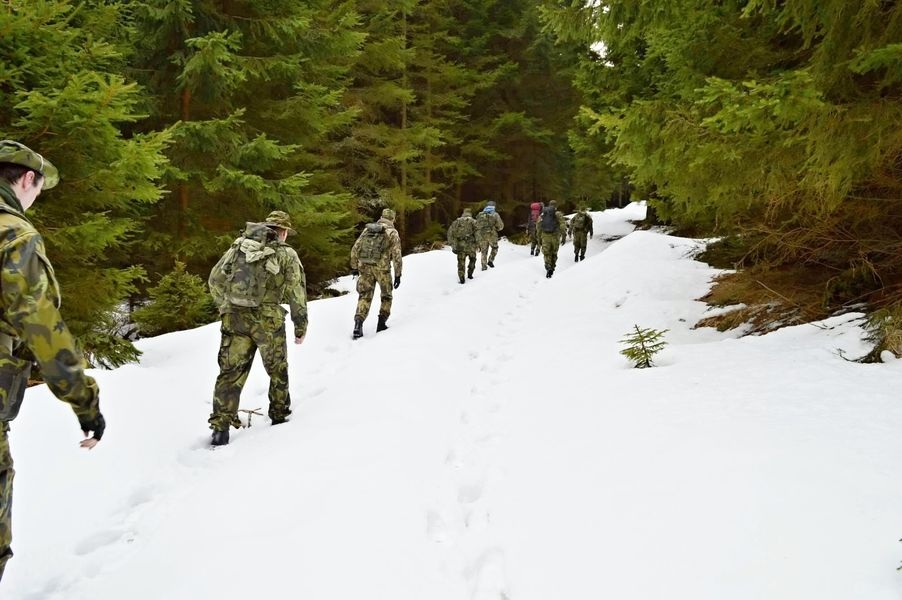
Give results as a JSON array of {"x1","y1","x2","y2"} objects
[
  {"x1": 264, "y1": 210, "x2": 296, "y2": 235},
  {"x1": 0, "y1": 140, "x2": 59, "y2": 189},
  {"x1": 462, "y1": 207, "x2": 472, "y2": 216},
  {"x1": 381, "y1": 208, "x2": 396, "y2": 221}
]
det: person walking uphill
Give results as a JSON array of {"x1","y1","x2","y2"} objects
[
  {"x1": 571, "y1": 206, "x2": 594, "y2": 261},
  {"x1": 0, "y1": 141, "x2": 105, "y2": 581},
  {"x1": 447, "y1": 208, "x2": 478, "y2": 284},
  {"x1": 350, "y1": 208, "x2": 403, "y2": 339},
  {"x1": 207, "y1": 210, "x2": 308, "y2": 446},
  {"x1": 475, "y1": 200, "x2": 503, "y2": 270},
  {"x1": 527, "y1": 202, "x2": 542, "y2": 256},
  {"x1": 539, "y1": 200, "x2": 568, "y2": 278}
]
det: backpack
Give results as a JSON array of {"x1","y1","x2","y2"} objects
[
  {"x1": 571, "y1": 212, "x2": 587, "y2": 231},
  {"x1": 210, "y1": 222, "x2": 279, "y2": 308},
  {"x1": 357, "y1": 223, "x2": 388, "y2": 265},
  {"x1": 476, "y1": 211, "x2": 496, "y2": 234},
  {"x1": 540, "y1": 206, "x2": 558, "y2": 233},
  {"x1": 448, "y1": 216, "x2": 474, "y2": 251}
]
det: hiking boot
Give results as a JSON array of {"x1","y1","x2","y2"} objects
[
  {"x1": 352, "y1": 317, "x2": 364, "y2": 339},
  {"x1": 574, "y1": 254, "x2": 579, "y2": 262},
  {"x1": 467, "y1": 272, "x2": 474, "y2": 279},
  {"x1": 459, "y1": 275, "x2": 465, "y2": 284},
  {"x1": 546, "y1": 269, "x2": 552, "y2": 278},
  {"x1": 481, "y1": 265, "x2": 487, "y2": 271},
  {"x1": 271, "y1": 415, "x2": 289, "y2": 426},
  {"x1": 580, "y1": 254, "x2": 585, "y2": 261},
  {"x1": 376, "y1": 314, "x2": 389, "y2": 332},
  {"x1": 488, "y1": 261, "x2": 494, "y2": 268},
  {"x1": 211, "y1": 430, "x2": 229, "y2": 446}
]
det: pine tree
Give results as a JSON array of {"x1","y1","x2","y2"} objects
[
  {"x1": 130, "y1": 0, "x2": 363, "y2": 286},
  {"x1": 132, "y1": 261, "x2": 216, "y2": 336},
  {"x1": 619, "y1": 325, "x2": 669, "y2": 369},
  {"x1": 0, "y1": 0, "x2": 171, "y2": 365}
]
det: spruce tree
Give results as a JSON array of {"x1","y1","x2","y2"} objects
[{"x1": 0, "y1": 0, "x2": 170, "y2": 365}]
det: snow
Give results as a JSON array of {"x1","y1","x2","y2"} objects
[{"x1": 5, "y1": 202, "x2": 902, "y2": 599}]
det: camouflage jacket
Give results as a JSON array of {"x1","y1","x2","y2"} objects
[
  {"x1": 571, "y1": 211, "x2": 594, "y2": 234},
  {"x1": 350, "y1": 217, "x2": 403, "y2": 276},
  {"x1": 475, "y1": 211, "x2": 503, "y2": 242},
  {"x1": 210, "y1": 237, "x2": 308, "y2": 338},
  {"x1": 0, "y1": 181, "x2": 100, "y2": 422},
  {"x1": 447, "y1": 215, "x2": 477, "y2": 253}
]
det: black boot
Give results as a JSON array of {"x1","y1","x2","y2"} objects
[
  {"x1": 377, "y1": 314, "x2": 389, "y2": 332},
  {"x1": 459, "y1": 275, "x2": 465, "y2": 284},
  {"x1": 211, "y1": 429, "x2": 229, "y2": 446},
  {"x1": 574, "y1": 253, "x2": 579, "y2": 262},
  {"x1": 488, "y1": 260, "x2": 495, "y2": 268},
  {"x1": 546, "y1": 269, "x2": 552, "y2": 278},
  {"x1": 352, "y1": 317, "x2": 363, "y2": 339}
]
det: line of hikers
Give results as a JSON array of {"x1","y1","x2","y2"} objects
[{"x1": 448, "y1": 200, "x2": 594, "y2": 280}]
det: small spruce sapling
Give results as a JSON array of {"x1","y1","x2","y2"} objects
[{"x1": 619, "y1": 324, "x2": 669, "y2": 368}]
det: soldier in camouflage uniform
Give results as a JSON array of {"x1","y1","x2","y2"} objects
[
  {"x1": 207, "y1": 210, "x2": 308, "y2": 446},
  {"x1": 475, "y1": 201, "x2": 504, "y2": 270},
  {"x1": 447, "y1": 208, "x2": 478, "y2": 284},
  {"x1": 539, "y1": 200, "x2": 568, "y2": 278},
  {"x1": 0, "y1": 141, "x2": 105, "y2": 581},
  {"x1": 571, "y1": 205, "x2": 594, "y2": 262},
  {"x1": 350, "y1": 208, "x2": 403, "y2": 339}
]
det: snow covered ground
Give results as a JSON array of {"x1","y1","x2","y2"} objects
[{"x1": 5, "y1": 202, "x2": 902, "y2": 599}]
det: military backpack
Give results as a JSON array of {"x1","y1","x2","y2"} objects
[
  {"x1": 357, "y1": 223, "x2": 388, "y2": 265},
  {"x1": 540, "y1": 206, "x2": 559, "y2": 233},
  {"x1": 210, "y1": 222, "x2": 280, "y2": 308},
  {"x1": 448, "y1": 216, "x2": 475, "y2": 252}
]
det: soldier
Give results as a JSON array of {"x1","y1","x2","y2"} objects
[
  {"x1": 0, "y1": 140, "x2": 105, "y2": 581},
  {"x1": 447, "y1": 208, "x2": 478, "y2": 284},
  {"x1": 475, "y1": 200, "x2": 503, "y2": 270},
  {"x1": 538, "y1": 200, "x2": 568, "y2": 278},
  {"x1": 571, "y1": 206, "x2": 594, "y2": 261},
  {"x1": 527, "y1": 201, "x2": 542, "y2": 256},
  {"x1": 350, "y1": 208, "x2": 403, "y2": 339},
  {"x1": 207, "y1": 210, "x2": 308, "y2": 446}
]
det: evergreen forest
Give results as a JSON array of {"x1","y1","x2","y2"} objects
[{"x1": 1, "y1": 0, "x2": 900, "y2": 365}]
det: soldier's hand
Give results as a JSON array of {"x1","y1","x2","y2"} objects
[
  {"x1": 350, "y1": 268, "x2": 359, "y2": 277},
  {"x1": 393, "y1": 275, "x2": 401, "y2": 289},
  {"x1": 590, "y1": 233, "x2": 593, "y2": 239},
  {"x1": 294, "y1": 336, "x2": 305, "y2": 345},
  {"x1": 78, "y1": 413, "x2": 105, "y2": 449}
]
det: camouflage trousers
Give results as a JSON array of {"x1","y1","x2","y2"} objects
[
  {"x1": 0, "y1": 423, "x2": 12, "y2": 581},
  {"x1": 528, "y1": 226, "x2": 539, "y2": 253},
  {"x1": 573, "y1": 230, "x2": 589, "y2": 258},
  {"x1": 355, "y1": 266, "x2": 393, "y2": 321},
  {"x1": 209, "y1": 307, "x2": 291, "y2": 431},
  {"x1": 541, "y1": 233, "x2": 561, "y2": 272},
  {"x1": 478, "y1": 238, "x2": 498, "y2": 268},
  {"x1": 455, "y1": 250, "x2": 476, "y2": 280}
]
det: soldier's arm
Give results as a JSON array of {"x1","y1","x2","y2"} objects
[
  {"x1": 494, "y1": 214, "x2": 503, "y2": 231},
  {"x1": 349, "y1": 236, "x2": 361, "y2": 270},
  {"x1": 390, "y1": 230, "x2": 403, "y2": 276},
  {"x1": 281, "y1": 248, "x2": 308, "y2": 338},
  {"x1": 1, "y1": 233, "x2": 100, "y2": 422},
  {"x1": 588, "y1": 215, "x2": 594, "y2": 235}
]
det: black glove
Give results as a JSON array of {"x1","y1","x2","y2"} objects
[
  {"x1": 590, "y1": 233, "x2": 593, "y2": 239},
  {"x1": 350, "y1": 268, "x2": 359, "y2": 277},
  {"x1": 79, "y1": 413, "x2": 106, "y2": 441},
  {"x1": 393, "y1": 275, "x2": 401, "y2": 289}
]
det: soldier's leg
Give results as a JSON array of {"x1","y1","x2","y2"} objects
[
  {"x1": 549, "y1": 238, "x2": 560, "y2": 271},
  {"x1": 456, "y1": 252, "x2": 466, "y2": 281},
  {"x1": 488, "y1": 240, "x2": 499, "y2": 264},
  {"x1": 355, "y1": 269, "x2": 376, "y2": 321},
  {"x1": 376, "y1": 269, "x2": 394, "y2": 320},
  {"x1": 209, "y1": 313, "x2": 257, "y2": 431},
  {"x1": 0, "y1": 424, "x2": 14, "y2": 581},
  {"x1": 528, "y1": 229, "x2": 537, "y2": 254},
  {"x1": 467, "y1": 251, "x2": 476, "y2": 278},
  {"x1": 478, "y1": 241, "x2": 488, "y2": 269},
  {"x1": 542, "y1": 236, "x2": 554, "y2": 273},
  {"x1": 255, "y1": 313, "x2": 291, "y2": 422}
]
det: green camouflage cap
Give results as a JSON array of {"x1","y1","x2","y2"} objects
[
  {"x1": 0, "y1": 140, "x2": 59, "y2": 189},
  {"x1": 381, "y1": 208, "x2": 396, "y2": 221},
  {"x1": 264, "y1": 210, "x2": 296, "y2": 235}
]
